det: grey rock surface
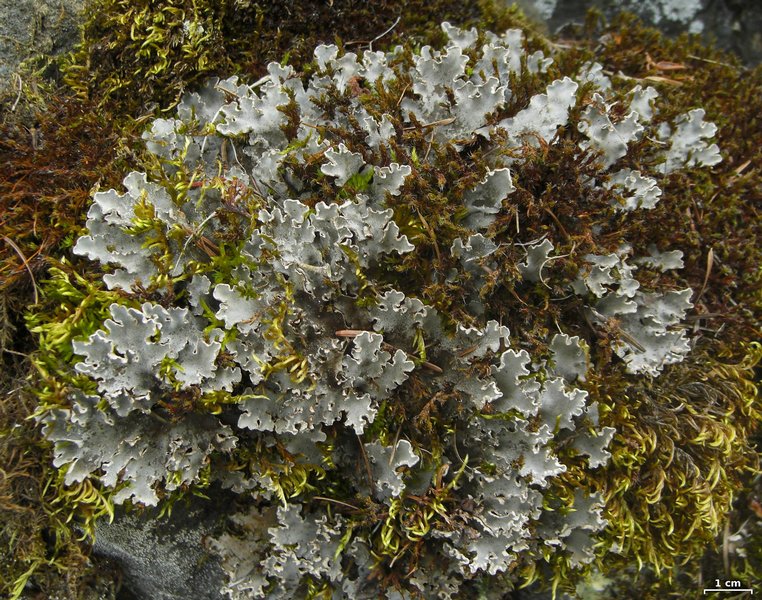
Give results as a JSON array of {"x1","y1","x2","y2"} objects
[
  {"x1": 93, "y1": 497, "x2": 228, "y2": 600},
  {"x1": 517, "y1": 0, "x2": 762, "y2": 65},
  {"x1": 0, "y1": 0, "x2": 84, "y2": 97}
]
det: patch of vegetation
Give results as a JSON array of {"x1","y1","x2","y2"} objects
[
  {"x1": 0, "y1": 2, "x2": 759, "y2": 599},
  {"x1": 1, "y1": 2, "x2": 536, "y2": 597}
]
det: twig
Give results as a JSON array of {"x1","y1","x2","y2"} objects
[
  {"x1": 508, "y1": 286, "x2": 528, "y2": 307},
  {"x1": 172, "y1": 211, "x2": 218, "y2": 275},
  {"x1": 687, "y1": 54, "x2": 742, "y2": 70},
  {"x1": 2, "y1": 235, "x2": 39, "y2": 304},
  {"x1": 549, "y1": 40, "x2": 581, "y2": 50},
  {"x1": 451, "y1": 426, "x2": 465, "y2": 465},
  {"x1": 735, "y1": 159, "x2": 752, "y2": 176},
  {"x1": 513, "y1": 234, "x2": 548, "y2": 247},
  {"x1": 604, "y1": 70, "x2": 683, "y2": 86},
  {"x1": 535, "y1": 243, "x2": 576, "y2": 289},
  {"x1": 685, "y1": 312, "x2": 728, "y2": 320},
  {"x1": 336, "y1": 329, "x2": 370, "y2": 337},
  {"x1": 396, "y1": 83, "x2": 410, "y2": 107},
  {"x1": 10, "y1": 73, "x2": 22, "y2": 112},
  {"x1": 617, "y1": 328, "x2": 646, "y2": 353},
  {"x1": 727, "y1": 159, "x2": 752, "y2": 186},
  {"x1": 2, "y1": 348, "x2": 28, "y2": 357},
  {"x1": 542, "y1": 206, "x2": 570, "y2": 240},
  {"x1": 357, "y1": 434, "x2": 376, "y2": 497},
  {"x1": 345, "y1": 15, "x2": 401, "y2": 50},
  {"x1": 694, "y1": 247, "x2": 714, "y2": 304},
  {"x1": 369, "y1": 16, "x2": 401, "y2": 52},
  {"x1": 423, "y1": 129, "x2": 435, "y2": 162},
  {"x1": 403, "y1": 117, "x2": 456, "y2": 131},
  {"x1": 388, "y1": 426, "x2": 403, "y2": 466},
  {"x1": 723, "y1": 516, "x2": 730, "y2": 576},
  {"x1": 149, "y1": 410, "x2": 170, "y2": 424}
]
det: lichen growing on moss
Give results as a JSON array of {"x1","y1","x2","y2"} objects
[
  {"x1": 25, "y1": 15, "x2": 761, "y2": 598},
  {"x1": 1, "y1": 2, "x2": 760, "y2": 599},
  {"x1": 62, "y1": 0, "x2": 542, "y2": 116},
  {"x1": 2, "y1": 3, "x2": 540, "y2": 597}
]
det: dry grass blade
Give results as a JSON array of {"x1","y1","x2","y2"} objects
[
  {"x1": 357, "y1": 434, "x2": 375, "y2": 498},
  {"x1": 312, "y1": 496, "x2": 362, "y2": 512},
  {"x1": 1, "y1": 235, "x2": 39, "y2": 304},
  {"x1": 734, "y1": 160, "x2": 752, "y2": 176},
  {"x1": 643, "y1": 75, "x2": 684, "y2": 85},
  {"x1": 695, "y1": 248, "x2": 714, "y2": 304}
]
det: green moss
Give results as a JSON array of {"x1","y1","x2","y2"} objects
[
  {"x1": 63, "y1": 0, "x2": 538, "y2": 117},
  {"x1": 602, "y1": 342, "x2": 758, "y2": 563},
  {"x1": 27, "y1": 263, "x2": 137, "y2": 404}
]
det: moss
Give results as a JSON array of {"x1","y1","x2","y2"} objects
[
  {"x1": 549, "y1": 14, "x2": 762, "y2": 596},
  {"x1": 563, "y1": 11, "x2": 761, "y2": 349},
  {"x1": 0, "y1": 92, "x2": 129, "y2": 599},
  {"x1": 0, "y1": 356, "x2": 107, "y2": 599},
  {"x1": 63, "y1": 0, "x2": 538, "y2": 116},
  {"x1": 1, "y1": 2, "x2": 761, "y2": 597},
  {"x1": 2, "y1": 3, "x2": 533, "y2": 597},
  {"x1": 604, "y1": 343, "x2": 758, "y2": 559}
]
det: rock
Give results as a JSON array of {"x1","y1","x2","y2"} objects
[
  {"x1": 92, "y1": 495, "x2": 228, "y2": 600},
  {"x1": 0, "y1": 0, "x2": 84, "y2": 98},
  {"x1": 516, "y1": 0, "x2": 762, "y2": 65}
]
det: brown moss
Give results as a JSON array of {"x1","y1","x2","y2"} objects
[
  {"x1": 561, "y1": 12, "x2": 762, "y2": 351},
  {"x1": 0, "y1": 95, "x2": 126, "y2": 300}
]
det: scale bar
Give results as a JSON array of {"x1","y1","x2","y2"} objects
[{"x1": 703, "y1": 590, "x2": 754, "y2": 594}]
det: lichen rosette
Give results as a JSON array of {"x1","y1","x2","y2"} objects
[{"x1": 39, "y1": 22, "x2": 723, "y2": 598}]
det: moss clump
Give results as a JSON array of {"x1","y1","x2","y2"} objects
[
  {"x1": 0, "y1": 95, "x2": 125, "y2": 292},
  {"x1": 1, "y1": 2, "x2": 760, "y2": 599},
  {"x1": 0, "y1": 353, "x2": 112, "y2": 600},
  {"x1": 0, "y1": 95, "x2": 129, "y2": 599},
  {"x1": 598, "y1": 343, "x2": 760, "y2": 567},
  {"x1": 546, "y1": 11, "x2": 762, "y2": 597},
  {"x1": 30, "y1": 13, "x2": 760, "y2": 599},
  {"x1": 63, "y1": 0, "x2": 539, "y2": 115},
  {"x1": 562, "y1": 12, "x2": 761, "y2": 348}
]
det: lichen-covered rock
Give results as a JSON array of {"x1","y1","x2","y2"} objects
[{"x1": 37, "y1": 20, "x2": 725, "y2": 599}]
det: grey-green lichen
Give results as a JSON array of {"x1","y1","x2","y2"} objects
[{"x1": 35, "y1": 20, "x2": 727, "y2": 599}]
